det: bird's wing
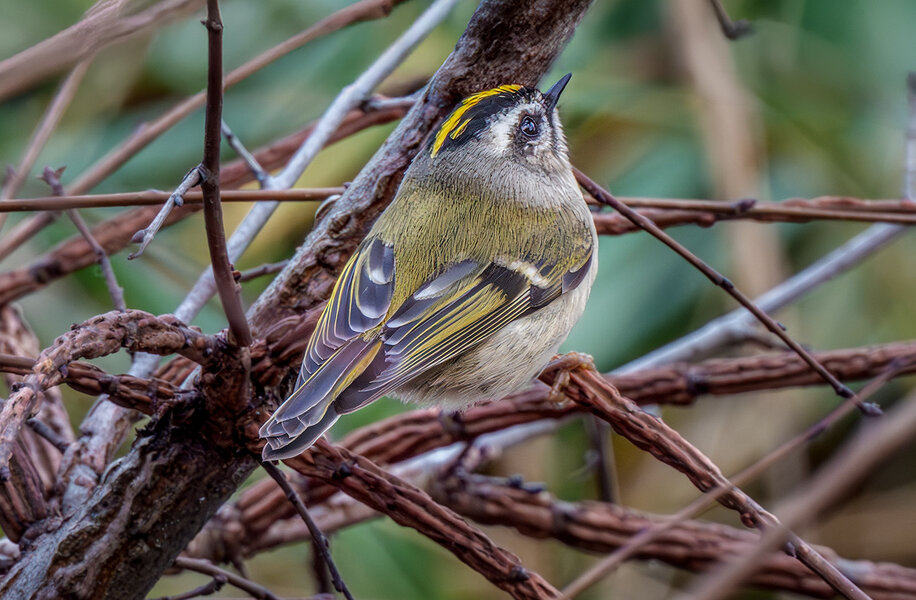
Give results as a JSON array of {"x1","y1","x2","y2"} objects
[
  {"x1": 260, "y1": 236, "x2": 394, "y2": 437},
  {"x1": 260, "y1": 236, "x2": 593, "y2": 452},
  {"x1": 332, "y1": 249, "x2": 594, "y2": 414}
]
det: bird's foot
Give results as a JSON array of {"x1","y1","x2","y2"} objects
[{"x1": 542, "y1": 351, "x2": 594, "y2": 404}]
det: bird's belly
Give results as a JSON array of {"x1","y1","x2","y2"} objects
[{"x1": 394, "y1": 259, "x2": 596, "y2": 410}]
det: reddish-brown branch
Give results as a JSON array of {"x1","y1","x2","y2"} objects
[
  {"x1": 0, "y1": 310, "x2": 221, "y2": 473},
  {"x1": 0, "y1": 307, "x2": 73, "y2": 495},
  {"x1": 434, "y1": 474, "x2": 916, "y2": 600},
  {"x1": 0, "y1": 188, "x2": 343, "y2": 212},
  {"x1": 590, "y1": 196, "x2": 916, "y2": 233},
  {"x1": 283, "y1": 441, "x2": 561, "y2": 599},
  {"x1": 546, "y1": 355, "x2": 869, "y2": 599},
  {"x1": 5, "y1": 191, "x2": 916, "y2": 221},
  {"x1": 0, "y1": 440, "x2": 53, "y2": 544}
]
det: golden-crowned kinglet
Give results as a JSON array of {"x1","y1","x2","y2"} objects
[{"x1": 261, "y1": 74, "x2": 597, "y2": 460}]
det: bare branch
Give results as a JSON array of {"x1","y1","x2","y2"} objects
[
  {"x1": 284, "y1": 440, "x2": 562, "y2": 599},
  {"x1": 172, "y1": 557, "x2": 282, "y2": 600},
  {"x1": 128, "y1": 167, "x2": 203, "y2": 260},
  {"x1": 543, "y1": 355, "x2": 871, "y2": 599},
  {"x1": 237, "y1": 260, "x2": 288, "y2": 283},
  {"x1": 0, "y1": 188, "x2": 342, "y2": 212},
  {"x1": 0, "y1": 310, "x2": 221, "y2": 474},
  {"x1": 199, "y1": 0, "x2": 251, "y2": 347},
  {"x1": 591, "y1": 196, "x2": 916, "y2": 231},
  {"x1": 0, "y1": 305, "x2": 74, "y2": 494},
  {"x1": 560, "y1": 355, "x2": 910, "y2": 598},
  {"x1": 708, "y1": 0, "x2": 752, "y2": 40},
  {"x1": 260, "y1": 461, "x2": 354, "y2": 600},
  {"x1": 148, "y1": 573, "x2": 226, "y2": 600},
  {"x1": 577, "y1": 169, "x2": 864, "y2": 407}
]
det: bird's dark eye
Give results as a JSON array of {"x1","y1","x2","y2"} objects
[{"x1": 519, "y1": 115, "x2": 539, "y2": 138}]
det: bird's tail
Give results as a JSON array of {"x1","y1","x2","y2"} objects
[
  {"x1": 262, "y1": 405, "x2": 339, "y2": 461},
  {"x1": 259, "y1": 339, "x2": 381, "y2": 460}
]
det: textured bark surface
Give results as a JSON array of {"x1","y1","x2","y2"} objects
[{"x1": 0, "y1": 1, "x2": 593, "y2": 598}]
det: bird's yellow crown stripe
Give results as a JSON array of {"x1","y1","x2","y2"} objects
[{"x1": 430, "y1": 85, "x2": 521, "y2": 157}]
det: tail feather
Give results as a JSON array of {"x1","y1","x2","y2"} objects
[
  {"x1": 262, "y1": 406, "x2": 340, "y2": 461},
  {"x1": 259, "y1": 339, "x2": 382, "y2": 459}
]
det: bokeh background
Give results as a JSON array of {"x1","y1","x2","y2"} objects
[{"x1": 1, "y1": 0, "x2": 915, "y2": 598}]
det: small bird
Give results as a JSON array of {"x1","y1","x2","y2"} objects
[{"x1": 261, "y1": 74, "x2": 597, "y2": 460}]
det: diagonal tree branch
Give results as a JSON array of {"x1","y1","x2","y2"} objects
[{"x1": 576, "y1": 169, "x2": 862, "y2": 406}]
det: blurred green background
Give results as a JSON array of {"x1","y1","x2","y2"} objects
[{"x1": 1, "y1": 0, "x2": 915, "y2": 598}]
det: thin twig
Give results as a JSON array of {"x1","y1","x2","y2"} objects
[
  {"x1": 221, "y1": 121, "x2": 268, "y2": 185},
  {"x1": 583, "y1": 417, "x2": 616, "y2": 503},
  {"x1": 575, "y1": 169, "x2": 866, "y2": 409},
  {"x1": 260, "y1": 460, "x2": 354, "y2": 600},
  {"x1": 66, "y1": 210, "x2": 127, "y2": 312},
  {"x1": 0, "y1": 188, "x2": 343, "y2": 212},
  {"x1": 708, "y1": 0, "x2": 752, "y2": 40},
  {"x1": 238, "y1": 260, "x2": 289, "y2": 282},
  {"x1": 129, "y1": 167, "x2": 203, "y2": 260},
  {"x1": 39, "y1": 167, "x2": 126, "y2": 312},
  {"x1": 199, "y1": 0, "x2": 251, "y2": 347},
  {"x1": 0, "y1": 58, "x2": 93, "y2": 230},
  {"x1": 173, "y1": 557, "x2": 282, "y2": 600},
  {"x1": 148, "y1": 573, "x2": 226, "y2": 600}
]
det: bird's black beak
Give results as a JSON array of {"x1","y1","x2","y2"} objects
[{"x1": 543, "y1": 73, "x2": 572, "y2": 112}]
